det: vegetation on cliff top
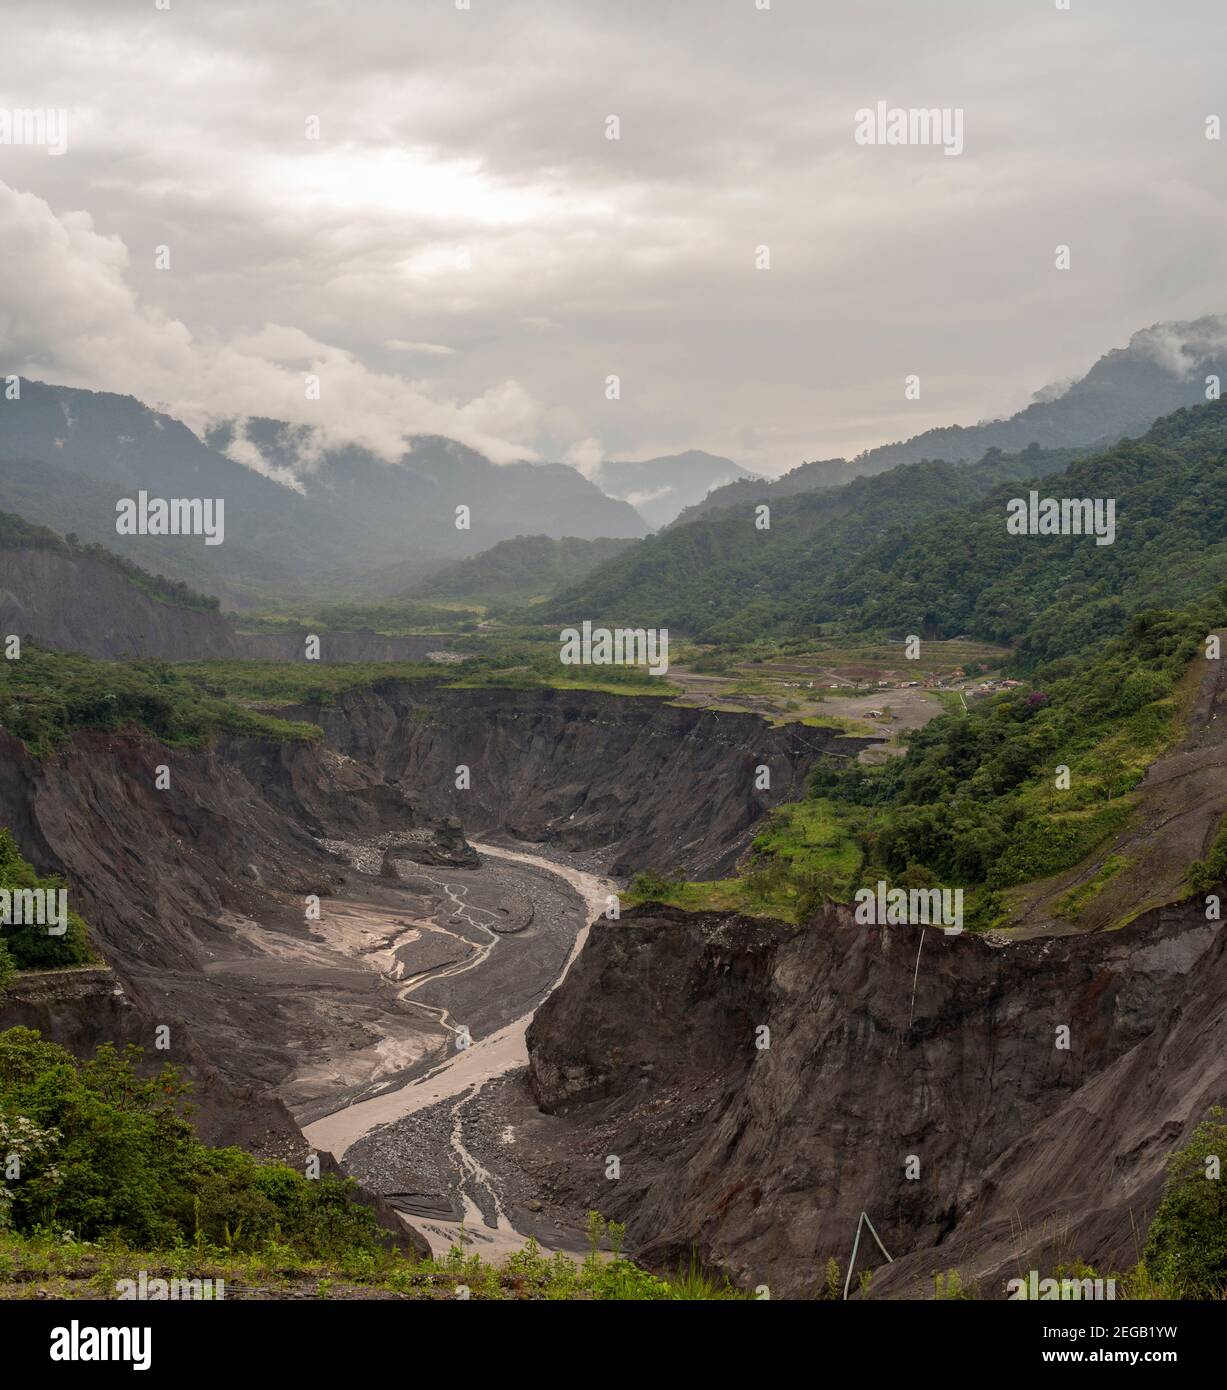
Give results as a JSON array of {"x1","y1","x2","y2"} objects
[
  {"x1": 0, "y1": 508, "x2": 221, "y2": 613},
  {"x1": 0, "y1": 648, "x2": 322, "y2": 758},
  {"x1": 630, "y1": 594, "x2": 1225, "y2": 925},
  {"x1": 0, "y1": 1030, "x2": 741, "y2": 1300}
]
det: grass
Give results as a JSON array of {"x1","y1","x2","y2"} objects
[
  {"x1": 626, "y1": 798, "x2": 864, "y2": 923},
  {"x1": 0, "y1": 1218, "x2": 751, "y2": 1303},
  {"x1": 1055, "y1": 854, "x2": 1131, "y2": 922}
]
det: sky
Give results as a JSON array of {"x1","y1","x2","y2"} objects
[{"x1": 0, "y1": 0, "x2": 1224, "y2": 477}]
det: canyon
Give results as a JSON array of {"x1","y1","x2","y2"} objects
[{"x1": 1, "y1": 673, "x2": 1222, "y2": 1297}]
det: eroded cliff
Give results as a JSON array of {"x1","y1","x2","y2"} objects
[
  {"x1": 523, "y1": 898, "x2": 1226, "y2": 1298},
  {"x1": 288, "y1": 682, "x2": 874, "y2": 876}
]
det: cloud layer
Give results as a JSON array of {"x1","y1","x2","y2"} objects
[{"x1": 0, "y1": 0, "x2": 1225, "y2": 475}]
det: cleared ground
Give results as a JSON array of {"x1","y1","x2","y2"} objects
[{"x1": 669, "y1": 638, "x2": 1011, "y2": 762}]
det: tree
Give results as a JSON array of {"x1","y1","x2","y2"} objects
[{"x1": 1143, "y1": 1108, "x2": 1227, "y2": 1296}]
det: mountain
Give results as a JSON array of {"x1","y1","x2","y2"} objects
[
  {"x1": 206, "y1": 417, "x2": 647, "y2": 564},
  {"x1": 550, "y1": 396, "x2": 1227, "y2": 663},
  {"x1": 684, "y1": 315, "x2": 1227, "y2": 523},
  {"x1": 0, "y1": 381, "x2": 647, "y2": 604},
  {"x1": 409, "y1": 534, "x2": 639, "y2": 602},
  {"x1": 852, "y1": 315, "x2": 1227, "y2": 475},
  {"x1": 546, "y1": 442, "x2": 1087, "y2": 643},
  {"x1": 665, "y1": 457, "x2": 858, "y2": 528},
  {"x1": 587, "y1": 450, "x2": 750, "y2": 528}
]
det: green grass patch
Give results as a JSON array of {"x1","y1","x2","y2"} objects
[{"x1": 1055, "y1": 855, "x2": 1131, "y2": 922}]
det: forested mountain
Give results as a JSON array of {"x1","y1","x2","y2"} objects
[
  {"x1": 410, "y1": 534, "x2": 638, "y2": 601},
  {"x1": 550, "y1": 398, "x2": 1227, "y2": 668},
  {"x1": 683, "y1": 315, "x2": 1227, "y2": 523},
  {"x1": 546, "y1": 443, "x2": 1085, "y2": 642}
]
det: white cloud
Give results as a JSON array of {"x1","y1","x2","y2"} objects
[
  {"x1": 0, "y1": 181, "x2": 543, "y2": 466},
  {"x1": 564, "y1": 436, "x2": 605, "y2": 482},
  {"x1": 385, "y1": 339, "x2": 456, "y2": 356}
]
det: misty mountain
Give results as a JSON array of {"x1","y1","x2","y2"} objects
[
  {"x1": 409, "y1": 534, "x2": 638, "y2": 602},
  {"x1": 587, "y1": 450, "x2": 749, "y2": 528},
  {"x1": 685, "y1": 315, "x2": 1227, "y2": 523},
  {"x1": 0, "y1": 381, "x2": 646, "y2": 603},
  {"x1": 204, "y1": 417, "x2": 647, "y2": 557}
]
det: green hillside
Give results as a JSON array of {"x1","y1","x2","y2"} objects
[
  {"x1": 549, "y1": 400, "x2": 1227, "y2": 665},
  {"x1": 412, "y1": 534, "x2": 638, "y2": 602},
  {"x1": 547, "y1": 444, "x2": 1086, "y2": 642}
]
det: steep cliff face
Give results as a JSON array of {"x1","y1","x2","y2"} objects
[
  {"x1": 0, "y1": 724, "x2": 420, "y2": 1099},
  {"x1": 289, "y1": 683, "x2": 874, "y2": 876},
  {"x1": 0, "y1": 965, "x2": 310, "y2": 1157},
  {"x1": 0, "y1": 549, "x2": 241, "y2": 659},
  {"x1": 525, "y1": 898, "x2": 1226, "y2": 1298},
  {"x1": 0, "y1": 728, "x2": 410, "y2": 974},
  {"x1": 0, "y1": 544, "x2": 463, "y2": 662}
]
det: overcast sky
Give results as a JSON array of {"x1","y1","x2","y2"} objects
[{"x1": 0, "y1": 0, "x2": 1224, "y2": 476}]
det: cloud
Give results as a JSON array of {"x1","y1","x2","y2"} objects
[
  {"x1": 1128, "y1": 317, "x2": 1227, "y2": 379},
  {"x1": 1, "y1": 0, "x2": 1226, "y2": 474},
  {"x1": 564, "y1": 436, "x2": 605, "y2": 482},
  {"x1": 0, "y1": 181, "x2": 543, "y2": 467},
  {"x1": 624, "y1": 485, "x2": 675, "y2": 509},
  {"x1": 384, "y1": 339, "x2": 456, "y2": 356}
]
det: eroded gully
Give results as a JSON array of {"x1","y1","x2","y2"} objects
[{"x1": 302, "y1": 841, "x2": 614, "y2": 1259}]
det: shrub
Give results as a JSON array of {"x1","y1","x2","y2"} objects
[
  {"x1": 0, "y1": 1029, "x2": 383, "y2": 1258},
  {"x1": 1143, "y1": 1107, "x2": 1227, "y2": 1297}
]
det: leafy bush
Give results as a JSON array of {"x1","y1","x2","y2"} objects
[
  {"x1": 1143, "y1": 1107, "x2": 1227, "y2": 1297},
  {"x1": 0, "y1": 829, "x2": 92, "y2": 970},
  {"x1": 0, "y1": 1029, "x2": 383, "y2": 1258}
]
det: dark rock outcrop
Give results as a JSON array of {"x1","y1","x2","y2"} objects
[
  {"x1": 286, "y1": 683, "x2": 873, "y2": 877},
  {"x1": 380, "y1": 818, "x2": 480, "y2": 873},
  {"x1": 524, "y1": 898, "x2": 1227, "y2": 1298}
]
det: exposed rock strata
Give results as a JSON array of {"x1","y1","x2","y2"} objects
[
  {"x1": 523, "y1": 898, "x2": 1226, "y2": 1298},
  {"x1": 286, "y1": 683, "x2": 874, "y2": 877}
]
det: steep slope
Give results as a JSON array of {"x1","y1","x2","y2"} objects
[
  {"x1": 0, "y1": 547, "x2": 242, "y2": 659},
  {"x1": 280, "y1": 681, "x2": 877, "y2": 877},
  {"x1": 521, "y1": 893, "x2": 1224, "y2": 1298}
]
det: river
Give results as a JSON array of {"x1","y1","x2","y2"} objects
[{"x1": 301, "y1": 841, "x2": 614, "y2": 1258}]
